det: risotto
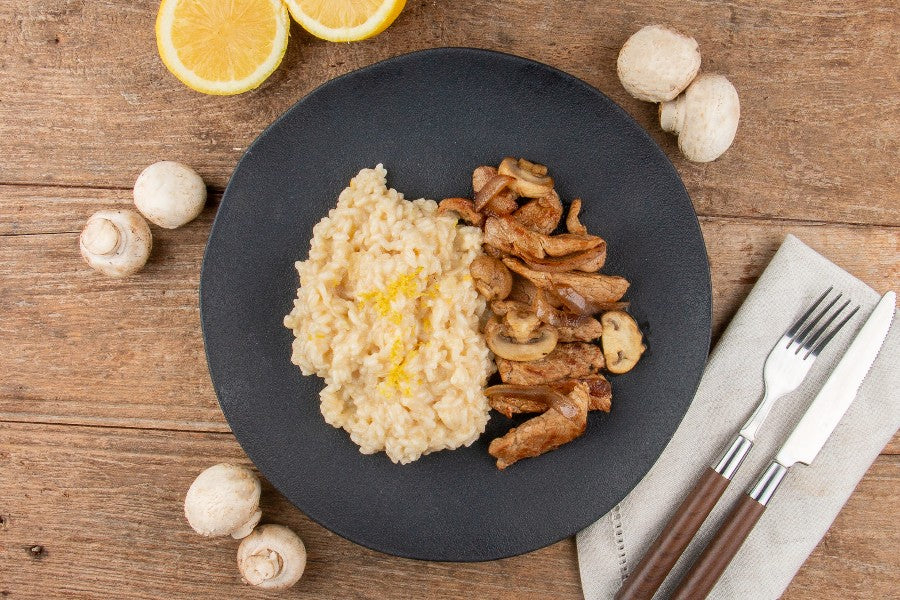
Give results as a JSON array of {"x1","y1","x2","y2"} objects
[{"x1": 284, "y1": 166, "x2": 494, "y2": 464}]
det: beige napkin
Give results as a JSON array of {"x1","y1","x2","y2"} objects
[{"x1": 577, "y1": 234, "x2": 899, "y2": 599}]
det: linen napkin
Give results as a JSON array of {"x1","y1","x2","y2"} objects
[{"x1": 577, "y1": 234, "x2": 900, "y2": 599}]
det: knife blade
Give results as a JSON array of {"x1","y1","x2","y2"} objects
[
  {"x1": 776, "y1": 290, "x2": 896, "y2": 467},
  {"x1": 671, "y1": 291, "x2": 895, "y2": 600}
]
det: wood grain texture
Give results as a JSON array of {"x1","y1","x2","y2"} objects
[
  {"x1": 1, "y1": 187, "x2": 897, "y2": 437},
  {"x1": 0, "y1": 211, "x2": 225, "y2": 432},
  {"x1": 0, "y1": 422, "x2": 895, "y2": 599},
  {"x1": 0, "y1": 422, "x2": 582, "y2": 600},
  {"x1": 0, "y1": 1, "x2": 897, "y2": 225},
  {"x1": 1, "y1": 0, "x2": 898, "y2": 597},
  {"x1": 0, "y1": 185, "x2": 150, "y2": 235},
  {"x1": 783, "y1": 456, "x2": 900, "y2": 599}
]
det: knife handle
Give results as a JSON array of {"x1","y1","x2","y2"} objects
[
  {"x1": 670, "y1": 494, "x2": 766, "y2": 599},
  {"x1": 615, "y1": 435, "x2": 752, "y2": 600},
  {"x1": 671, "y1": 462, "x2": 788, "y2": 599}
]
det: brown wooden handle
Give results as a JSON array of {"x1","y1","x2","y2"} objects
[
  {"x1": 671, "y1": 493, "x2": 767, "y2": 600},
  {"x1": 615, "y1": 467, "x2": 730, "y2": 600}
]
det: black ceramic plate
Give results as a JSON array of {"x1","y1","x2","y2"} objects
[{"x1": 200, "y1": 48, "x2": 711, "y2": 562}]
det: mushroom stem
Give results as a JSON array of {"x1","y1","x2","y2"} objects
[
  {"x1": 498, "y1": 157, "x2": 554, "y2": 198},
  {"x1": 79, "y1": 209, "x2": 152, "y2": 278},
  {"x1": 659, "y1": 95, "x2": 687, "y2": 135},
  {"x1": 242, "y1": 551, "x2": 283, "y2": 586},
  {"x1": 81, "y1": 218, "x2": 122, "y2": 256},
  {"x1": 237, "y1": 524, "x2": 306, "y2": 590},
  {"x1": 659, "y1": 73, "x2": 740, "y2": 162},
  {"x1": 484, "y1": 316, "x2": 558, "y2": 361}
]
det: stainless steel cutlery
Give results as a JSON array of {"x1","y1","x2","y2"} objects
[{"x1": 616, "y1": 288, "x2": 883, "y2": 600}]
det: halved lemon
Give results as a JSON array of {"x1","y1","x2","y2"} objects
[
  {"x1": 284, "y1": 0, "x2": 405, "y2": 42},
  {"x1": 156, "y1": 0, "x2": 290, "y2": 95}
]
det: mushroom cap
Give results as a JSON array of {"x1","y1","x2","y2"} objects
[
  {"x1": 660, "y1": 74, "x2": 740, "y2": 162},
  {"x1": 617, "y1": 25, "x2": 701, "y2": 103},
  {"x1": 484, "y1": 316, "x2": 559, "y2": 361},
  {"x1": 237, "y1": 524, "x2": 307, "y2": 590},
  {"x1": 133, "y1": 161, "x2": 207, "y2": 229},
  {"x1": 184, "y1": 463, "x2": 262, "y2": 538},
  {"x1": 497, "y1": 157, "x2": 554, "y2": 198},
  {"x1": 600, "y1": 311, "x2": 646, "y2": 374},
  {"x1": 79, "y1": 209, "x2": 152, "y2": 277}
]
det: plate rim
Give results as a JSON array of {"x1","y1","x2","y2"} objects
[{"x1": 200, "y1": 46, "x2": 712, "y2": 561}]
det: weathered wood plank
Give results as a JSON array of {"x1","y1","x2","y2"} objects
[
  {"x1": 0, "y1": 1, "x2": 897, "y2": 225},
  {"x1": 783, "y1": 456, "x2": 900, "y2": 599},
  {"x1": 0, "y1": 206, "x2": 225, "y2": 432},
  {"x1": 2, "y1": 1, "x2": 897, "y2": 597},
  {"x1": 0, "y1": 422, "x2": 582, "y2": 600},
  {"x1": 699, "y1": 217, "x2": 900, "y2": 340},
  {"x1": 0, "y1": 185, "x2": 149, "y2": 235},
  {"x1": 0, "y1": 189, "x2": 896, "y2": 439},
  {"x1": 0, "y1": 422, "x2": 895, "y2": 599}
]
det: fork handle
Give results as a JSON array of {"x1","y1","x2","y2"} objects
[
  {"x1": 670, "y1": 494, "x2": 766, "y2": 599},
  {"x1": 614, "y1": 435, "x2": 753, "y2": 600},
  {"x1": 671, "y1": 461, "x2": 789, "y2": 599}
]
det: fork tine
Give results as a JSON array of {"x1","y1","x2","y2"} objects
[
  {"x1": 785, "y1": 287, "x2": 833, "y2": 340},
  {"x1": 793, "y1": 293, "x2": 842, "y2": 348},
  {"x1": 806, "y1": 304, "x2": 860, "y2": 358},
  {"x1": 797, "y1": 299, "x2": 849, "y2": 355}
]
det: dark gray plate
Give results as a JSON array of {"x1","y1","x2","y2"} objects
[{"x1": 200, "y1": 48, "x2": 711, "y2": 562}]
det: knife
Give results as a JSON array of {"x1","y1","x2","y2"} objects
[{"x1": 670, "y1": 291, "x2": 896, "y2": 600}]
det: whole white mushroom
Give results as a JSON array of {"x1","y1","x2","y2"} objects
[
  {"x1": 133, "y1": 161, "x2": 207, "y2": 229},
  {"x1": 660, "y1": 73, "x2": 741, "y2": 162},
  {"x1": 79, "y1": 209, "x2": 152, "y2": 277},
  {"x1": 184, "y1": 463, "x2": 262, "y2": 539},
  {"x1": 237, "y1": 524, "x2": 307, "y2": 590},
  {"x1": 617, "y1": 25, "x2": 701, "y2": 103}
]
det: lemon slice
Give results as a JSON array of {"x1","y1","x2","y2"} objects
[
  {"x1": 284, "y1": 0, "x2": 405, "y2": 42},
  {"x1": 156, "y1": 0, "x2": 290, "y2": 95}
]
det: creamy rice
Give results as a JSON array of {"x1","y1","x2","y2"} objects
[{"x1": 284, "y1": 166, "x2": 494, "y2": 464}]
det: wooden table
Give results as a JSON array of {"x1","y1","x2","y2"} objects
[{"x1": 1, "y1": 1, "x2": 897, "y2": 598}]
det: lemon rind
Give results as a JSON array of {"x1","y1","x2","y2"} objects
[
  {"x1": 156, "y1": 0, "x2": 290, "y2": 96},
  {"x1": 283, "y1": 0, "x2": 405, "y2": 43}
]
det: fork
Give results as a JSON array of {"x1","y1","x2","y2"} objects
[{"x1": 615, "y1": 287, "x2": 856, "y2": 600}]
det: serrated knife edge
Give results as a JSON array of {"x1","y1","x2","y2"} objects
[{"x1": 775, "y1": 291, "x2": 896, "y2": 467}]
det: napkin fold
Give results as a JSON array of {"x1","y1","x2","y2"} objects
[{"x1": 577, "y1": 234, "x2": 900, "y2": 599}]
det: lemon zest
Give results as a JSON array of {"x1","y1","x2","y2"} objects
[
  {"x1": 357, "y1": 267, "x2": 423, "y2": 317},
  {"x1": 379, "y1": 339, "x2": 420, "y2": 397}
]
